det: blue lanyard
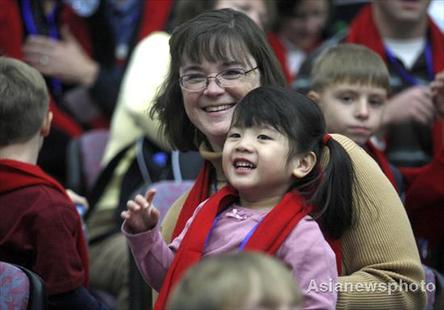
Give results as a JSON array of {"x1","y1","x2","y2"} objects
[
  {"x1": 385, "y1": 40, "x2": 434, "y2": 86},
  {"x1": 21, "y1": 0, "x2": 63, "y2": 95},
  {"x1": 238, "y1": 220, "x2": 261, "y2": 251},
  {"x1": 204, "y1": 212, "x2": 262, "y2": 252}
]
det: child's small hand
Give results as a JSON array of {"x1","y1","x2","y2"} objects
[
  {"x1": 66, "y1": 189, "x2": 89, "y2": 210},
  {"x1": 121, "y1": 189, "x2": 159, "y2": 234}
]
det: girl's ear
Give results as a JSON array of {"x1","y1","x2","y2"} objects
[
  {"x1": 292, "y1": 151, "x2": 317, "y2": 178},
  {"x1": 307, "y1": 90, "x2": 320, "y2": 104}
]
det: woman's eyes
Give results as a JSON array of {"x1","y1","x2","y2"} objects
[
  {"x1": 221, "y1": 69, "x2": 244, "y2": 78},
  {"x1": 185, "y1": 67, "x2": 245, "y2": 76},
  {"x1": 183, "y1": 74, "x2": 206, "y2": 82}
]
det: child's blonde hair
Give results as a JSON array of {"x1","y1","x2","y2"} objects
[
  {"x1": 167, "y1": 252, "x2": 302, "y2": 310},
  {"x1": 311, "y1": 43, "x2": 390, "y2": 93},
  {"x1": 0, "y1": 57, "x2": 49, "y2": 146}
]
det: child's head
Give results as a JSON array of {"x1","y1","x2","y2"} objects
[
  {"x1": 167, "y1": 252, "x2": 302, "y2": 310},
  {"x1": 222, "y1": 86, "x2": 322, "y2": 198},
  {"x1": 0, "y1": 57, "x2": 50, "y2": 147},
  {"x1": 308, "y1": 44, "x2": 390, "y2": 146},
  {"x1": 275, "y1": 0, "x2": 331, "y2": 50},
  {"x1": 224, "y1": 86, "x2": 355, "y2": 240},
  {"x1": 172, "y1": 0, "x2": 274, "y2": 31}
]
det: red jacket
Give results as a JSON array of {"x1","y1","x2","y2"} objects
[{"x1": 0, "y1": 159, "x2": 89, "y2": 295}]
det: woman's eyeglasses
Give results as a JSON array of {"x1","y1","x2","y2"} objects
[{"x1": 179, "y1": 67, "x2": 258, "y2": 92}]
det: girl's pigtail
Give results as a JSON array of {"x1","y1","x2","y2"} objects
[{"x1": 310, "y1": 135, "x2": 355, "y2": 239}]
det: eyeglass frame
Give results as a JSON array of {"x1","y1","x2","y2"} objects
[{"x1": 179, "y1": 66, "x2": 259, "y2": 92}]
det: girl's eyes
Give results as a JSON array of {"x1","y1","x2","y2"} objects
[
  {"x1": 257, "y1": 134, "x2": 272, "y2": 140},
  {"x1": 227, "y1": 132, "x2": 272, "y2": 140}
]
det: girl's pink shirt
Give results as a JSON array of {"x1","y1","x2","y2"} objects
[{"x1": 123, "y1": 202, "x2": 338, "y2": 309}]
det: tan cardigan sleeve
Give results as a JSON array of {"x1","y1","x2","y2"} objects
[{"x1": 332, "y1": 134, "x2": 425, "y2": 309}]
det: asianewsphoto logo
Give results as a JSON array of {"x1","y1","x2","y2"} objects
[{"x1": 306, "y1": 279, "x2": 435, "y2": 296}]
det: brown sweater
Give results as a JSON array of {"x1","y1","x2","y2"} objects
[{"x1": 161, "y1": 134, "x2": 426, "y2": 309}]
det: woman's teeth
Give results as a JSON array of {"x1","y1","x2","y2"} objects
[{"x1": 204, "y1": 104, "x2": 234, "y2": 112}]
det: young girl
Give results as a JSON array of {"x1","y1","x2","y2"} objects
[{"x1": 122, "y1": 86, "x2": 357, "y2": 309}]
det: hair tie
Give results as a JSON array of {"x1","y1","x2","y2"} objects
[{"x1": 322, "y1": 133, "x2": 331, "y2": 145}]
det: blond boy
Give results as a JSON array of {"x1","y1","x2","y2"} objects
[
  {"x1": 308, "y1": 44, "x2": 444, "y2": 257},
  {"x1": 0, "y1": 57, "x2": 105, "y2": 309}
]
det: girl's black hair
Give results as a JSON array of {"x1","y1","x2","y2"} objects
[{"x1": 232, "y1": 86, "x2": 355, "y2": 239}]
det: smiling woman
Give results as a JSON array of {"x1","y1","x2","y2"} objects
[{"x1": 151, "y1": 8, "x2": 285, "y2": 152}]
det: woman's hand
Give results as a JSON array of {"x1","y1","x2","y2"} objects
[{"x1": 121, "y1": 189, "x2": 159, "y2": 234}]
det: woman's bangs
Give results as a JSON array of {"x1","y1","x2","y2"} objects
[{"x1": 182, "y1": 30, "x2": 253, "y2": 67}]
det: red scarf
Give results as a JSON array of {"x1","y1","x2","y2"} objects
[
  {"x1": 267, "y1": 32, "x2": 321, "y2": 85},
  {"x1": 155, "y1": 185, "x2": 312, "y2": 310},
  {"x1": 173, "y1": 161, "x2": 343, "y2": 272},
  {"x1": 267, "y1": 32, "x2": 293, "y2": 84},
  {"x1": 172, "y1": 161, "x2": 212, "y2": 239},
  {"x1": 365, "y1": 142, "x2": 398, "y2": 191},
  {"x1": 347, "y1": 4, "x2": 444, "y2": 71},
  {"x1": 347, "y1": 4, "x2": 444, "y2": 152},
  {"x1": 0, "y1": 159, "x2": 89, "y2": 285}
]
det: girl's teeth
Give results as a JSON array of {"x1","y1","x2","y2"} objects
[{"x1": 234, "y1": 161, "x2": 256, "y2": 169}]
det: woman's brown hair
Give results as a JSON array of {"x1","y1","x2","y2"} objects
[{"x1": 150, "y1": 8, "x2": 286, "y2": 151}]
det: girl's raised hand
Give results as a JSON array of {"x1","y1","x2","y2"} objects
[{"x1": 121, "y1": 189, "x2": 159, "y2": 234}]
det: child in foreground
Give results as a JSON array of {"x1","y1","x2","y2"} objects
[
  {"x1": 167, "y1": 252, "x2": 302, "y2": 310},
  {"x1": 122, "y1": 86, "x2": 358, "y2": 309}
]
